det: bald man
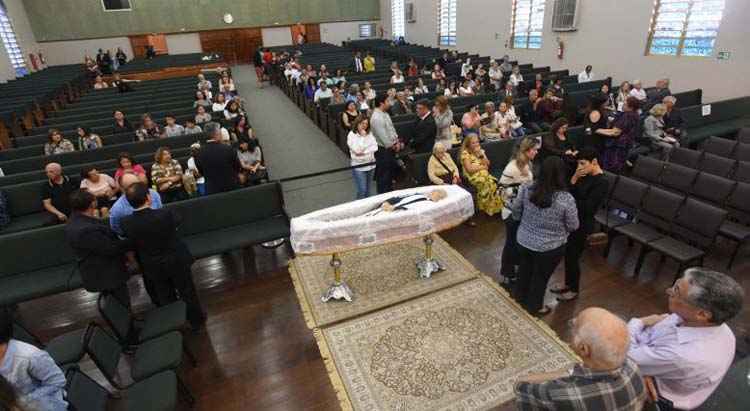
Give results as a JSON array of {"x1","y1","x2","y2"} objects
[
  {"x1": 41, "y1": 162, "x2": 78, "y2": 225},
  {"x1": 515, "y1": 307, "x2": 646, "y2": 410},
  {"x1": 109, "y1": 172, "x2": 163, "y2": 236}
]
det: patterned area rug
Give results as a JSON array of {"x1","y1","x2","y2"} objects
[
  {"x1": 315, "y1": 278, "x2": 577, "y2": 410},
  {"x1": 290, "y1": 236, "x2": 479, "y2": 328}
]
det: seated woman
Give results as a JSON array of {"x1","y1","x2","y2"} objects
[
  {"x1": 496, "y1": 100, "x2": 525, "y2": 139},
  {"x1": 428, "y1": 142, "x2": 460, "y2": 185},
  {"x1": 212, "y1": 93, "x2": 228, "y2": 113},
  {"x1": 444, "y1": 81, "x2": 458, "y2": 98},
  {"x1": 458, "y1": 79, "x2": 475, "y2": 96},
  {"x1": 341, "y1": 101, "x2": 359, "y2": 133},
  {"x1": 194, "y1": 105, "x2": 212, "y2": 124},
  {"x1": 93, "y1": 75, "x2": 109, "y2": 89},
  {"x1": 332, "y1": 69, "x2": 346, "y2": 85},
  {"x1": 219, "y1": 73, "x2": 236, "y2": 95},
  {"x1": 44, "y1": 129, "x2": 75, "y2": 156},
  {"x1": 414, "y1": 78, "x2": 429, "y2": 95},
  {"x1": 460, "y1": 134, "x2": 503, "y2": 216},
  {"x1": 114, "y1": 152, "x2": 147, "y2": 184},
  {"x1": 231, "y1": 115, "x2": 253, "y2": 142},
  {"x1": 390, "y1": 70, "x2": 405, "y2": 85},
  {"x1": 224, "y1": 100, "x2": 243, "y2": 120},
  {"x1": 193, "y1": 91, "x2": 212, "y2": 109},
  {"x1": 331, "y1": 87, "x2": 346, "y2": 104},
  {"x1": 184, "y1": 118, "x2": 203, "y2": 135},
  {"x1": 362, "y1": 81, "x2": 376, "y2": 102},
  {"x1": 135, "y1": 114, "x2": 164, "y2": 140},
  {"x1": 112, "y1": 110, "x2": 134, "y2": 135},
  {"x1": 540, "y1": 118, "x2": 578, "y2": 168},
  {"x1": 76, "y1": 126, "x2": 103, "y2": 151},
  {"x1": 237, "y1": 137, "x2": 266, "y2": 186},
  {"x1": 304, "y1": 78, "x2": 317, "y2": 101},
  {"x1": 80, "y1": 166, "x2": 118, "y2": 217},
  {"x1": 642, "y1": 103, "x2": 679, "y2": 160},
  {"x1": 461, "y1": 105, "x2": 482, "y2": 137},
  {"x1": 151, "y1": 147, "x2": 187, "y2": 203},
  {"x1": 355, "y1": 92, "x2": 370, "y2": 113}
]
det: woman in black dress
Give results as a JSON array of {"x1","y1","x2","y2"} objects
[
  {"x1": 341, "y1": 101, "x2": 359, "y2": 132},
  {"x1": 112, "y1": 110, "x2": 134, "y2": 135}
]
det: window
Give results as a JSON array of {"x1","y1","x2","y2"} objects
[
  {"x1": 510, "y1": 0, "x2": 547, "y2": 49},
  {"x1": 359, "y1": 23, "x2": 375, "y2": 38},
  {"x1": 646, "y1": 0, "x2": 725, "y2": 57},
  {"x1": 392, "y1": 0, "x2": 406, "y2": 39},
  {"x1": 0, "y1": 7, "x2": 27, "y2": 77},
  {"x1": 438, "y1": 0, "x2": 457, "y2": 46},
  {"x1": 102, "y1": 0, "x2": 132, "y2": 11}
]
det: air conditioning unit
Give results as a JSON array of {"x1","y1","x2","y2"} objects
[
  {"x1": 406, "y1": 3, "x2": 416, "y2": 23},
  {"x1": 551, "y1": 0, "x2": 580, "y2": 32}
]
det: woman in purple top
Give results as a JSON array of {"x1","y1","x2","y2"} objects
[{"x1": 598, "y1": 96, "x2": 641, "y2": 172}]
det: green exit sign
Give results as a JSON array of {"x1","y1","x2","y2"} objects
[{"x1": 717, "y1": 51, "x2": 731, "y2": 60}]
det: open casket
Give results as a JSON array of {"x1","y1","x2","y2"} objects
[{"x1": 291, "y1": 185, "x2": 475, "y2": 256}]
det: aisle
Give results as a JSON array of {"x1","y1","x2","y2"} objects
[{"x1": 232, "y1": 64, "x2": 361, "y2": 216}]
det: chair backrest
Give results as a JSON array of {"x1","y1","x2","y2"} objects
[
  {"x1": 659, "y1": 163, "x2": 698, "y2": 195},
  {"x1": 637, "y1": 186, "x2": 685, "y2": 232},
  {"x1": 65, "y1": 367, "x2": 109, "y2": 411},
  {"x1": 700, "y1": 153, "x2": 736, "y2": 178},
  {"x1": 735, "y1": 161, "x2": 750, "y2": 184},
  {"x1": 609, "y1": 176, "x2": 649, "y2": 214},
  {"x1": 737, "y1": 127, "x2": 750, "y2": 144},
  {"x1": 84, "y1": 325, "x2": 123, "y2": 386},
  {"x1": 602, "y1": 172, "x2": 618, "y2": 202},
  {"x1": 733, "y1": 142, "x2": 750, "y2": 163},
  {"x1": 690, "y1": 172, "x2": 736, "y2": 206},
  {"x1": 726, "y1": 182, "x2": 750, "y2": 224},
  {"x1": 632, "y1": 156, "x2": 664, "y2": 186},
  {"x1": 702, "y1": 136, "x2": 737, "y2": 158},
  {"x1": 671, "y1": 198, "x2": 727, "y2": 249},
  {"x1": 97, "y1": 294, "x2": 132, "y2": 344},
  {"x1": 670, "y1": 147, "x2": 702, "y2": 169}
]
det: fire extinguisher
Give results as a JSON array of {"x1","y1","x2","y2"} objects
[{"x1": 557, "y1": 38, "x2": 565, "y2": 60}]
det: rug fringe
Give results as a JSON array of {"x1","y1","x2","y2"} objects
[
  {"x1": 312, "y1": 328, "x2": 354, "y2": 411},
  {"x1": 288, "y1": 259, "x2": 319, "y2": 330},
  {"x1": 478, "y1": 274, "x2": 581, "y2": 362}
]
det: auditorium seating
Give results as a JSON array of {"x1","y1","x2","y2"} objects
[
  {"x1": 680, "y1": 96, "x2": 750, "y2": 146},
  {"x1": 117, "y1": 52, "x2": 224, "y2": 74},
  {"x1": 0, "y1": 182, "x2": 291, "y2": 306}
]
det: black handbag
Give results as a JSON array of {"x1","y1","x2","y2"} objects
[{"x1": 433, "y1": 155, "x2": 455, "y2": 184}]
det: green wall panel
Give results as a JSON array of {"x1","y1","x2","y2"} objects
[{"x1": 24, "y1": 0, "x2": 380, "y2": 42}]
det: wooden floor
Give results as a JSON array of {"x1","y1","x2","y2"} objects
[{"x1": 18, "y1": 213, "x2": 749, "y2": 411}]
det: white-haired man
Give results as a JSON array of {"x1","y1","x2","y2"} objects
[
  {"x1": 515, "y1": 307, "x2": 646, "y2": 410},
  {"x1": 627, "y1": 268, "x2": 744, "y2": 410}
]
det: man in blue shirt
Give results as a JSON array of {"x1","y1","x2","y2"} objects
[
  {"x1": 110, "y1": 172, "x2": 163, "y2": 236},
  {"x1": 0, "y1": 309, "x2": 68, "y2": 411}
]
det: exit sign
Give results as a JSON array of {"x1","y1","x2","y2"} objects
[{"x1": 717, "y1": 51, "x2": 731, "y2": 60}]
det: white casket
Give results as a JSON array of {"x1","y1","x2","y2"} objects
[{"x1": 291, "y1": 185, "x2": 475, "y2": 256}]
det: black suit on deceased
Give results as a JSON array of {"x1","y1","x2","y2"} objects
[
  {"x1": 411, "y1": 113, "x2": 437, "y2": 154},
  {"x1": 121, "y1": 208, "x2": 205, "y2": 326},
  {"x1": 65, "y1": 213, "x2": 131, "y2": 306}
]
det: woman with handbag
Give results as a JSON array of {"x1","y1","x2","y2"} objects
[
  {"x1": 428, "y1": 142, "x2": 460, "y2": 185},
  {"x1": 498, "y1": 137, "x2": 539, "y2": 283}
]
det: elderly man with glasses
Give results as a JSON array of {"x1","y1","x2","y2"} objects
[{"x1": 627, "y1": 268, "x2": 744, "y2": 411}]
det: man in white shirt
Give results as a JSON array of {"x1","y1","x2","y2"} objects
[
  {"x1": 488, "y1": 60, "x2": 503, "y2": 91},
  {"x1": 370, "y1": 95, "x2": 403, "y2": 194},
  {"x1": 578, "y1": 65, "x2": 594, "y2": 83},
  {"x1": 313, "y1": 81, "x2": 333, "y2": 104},
  {"x1": 629, "y1": 80, "x2": 648, "y2": 103},
  {"x1": 627, "y1": 268, "x2": 743, "y2": 410}
]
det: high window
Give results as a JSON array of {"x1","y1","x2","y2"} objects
[
  {"x1": 646, "y1": 0, "x2": 725, "y2": 57},
  {"x1": 438, "y1": 0, "x2": 457, "y2": 46},
  {"x1": 0, "y1": 5, "x2": 27, "y2": 77},
  {"x1": 392, "y1": 0, "x2": 406, "y2": 39},
  {"x1": 510, "y1": 0, "x2": 546, "y2": 49}
]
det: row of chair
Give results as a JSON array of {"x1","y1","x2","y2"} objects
[
  {"x1": 630, "y1": 156, "x2": 750, "y2": 268},
  {"x1": 668, "y1": 146, "x2": 750, "y2": 182}
]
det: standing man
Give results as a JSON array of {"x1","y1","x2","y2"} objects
[
  {"x1": 578, "y1": 65, "x2": 594, "y2": 83},
  {"x1": 552, "y1": 148, "x2": 609, "y2": 302},
  {"x1": 411, "y1": 99, "x2": 437, "y2": 154},
  {"x1": 41, "y1": 163, "x2": 77, "y2": 225},
  {"x1": 370, "y1": 95, "x2": 403, "y2": 193},
  {"x1": 352, "y1": 51, "x2": 364, "y2": 73},
  {"x1": 120, "y1": 183, "x2": 206, "y2": 329},
  {"x1": 195, "y1": 122, "x2": 241, "y2": 194},
  {"x1": 65, "y1": 189, "x2": 132, "y2": 307}
]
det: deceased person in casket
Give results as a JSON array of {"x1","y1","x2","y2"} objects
[{"x1": 290, "y1": 186, "x2": 474, "y2": 302}]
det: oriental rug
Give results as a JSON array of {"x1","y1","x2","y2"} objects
[
  {"x1": 314, "y1": 278, "x2": 578, "y2": 411},
  {"x1": 289, "y1": 236, "x2": 479, "y2": 328}
]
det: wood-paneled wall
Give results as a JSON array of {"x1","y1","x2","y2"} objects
[
  {"x1": 130, "y1": 34, "x2": 168, "y2": 59},
  {"x1": 199, "y1": 28, "x2": 262, "y2": 65}
]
